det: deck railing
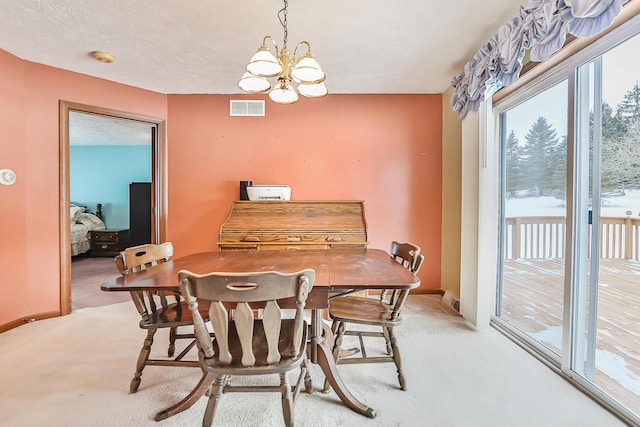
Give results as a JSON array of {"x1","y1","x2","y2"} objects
[{"x1": 504, "y1": 216, "x2": 640, "y2": 260}]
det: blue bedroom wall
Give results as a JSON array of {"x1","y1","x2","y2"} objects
[{"x1": 70, "y1": 145, "x2": 152, "y2": 229}]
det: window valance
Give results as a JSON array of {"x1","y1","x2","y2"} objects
[{"x1": 450, "y1": 0, "x2": 627, "y2": 119}]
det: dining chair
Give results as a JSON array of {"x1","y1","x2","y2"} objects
[
  {"x1": 115, "y1": 242, "x2": 207, "y2": 393},
  {"x1": 179, "y1": 269, "x2": 315, "y2": 427},
  {"x1": 324, "y1": 241, "x2": 424, "y2": 391}
]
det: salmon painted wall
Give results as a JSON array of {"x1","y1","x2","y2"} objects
[
  {"x1": 166, "y1": 94, "x2": 442, "y2": 291},
  {"x1": 0, "y1": 49, "x2": 167, "y2": 326},
  {"x1": 0, "y1": 47, "x2": 443, "y2": 328},
  {"x1": 0, "y1": 50, "x2": 28, "y2": 325}
]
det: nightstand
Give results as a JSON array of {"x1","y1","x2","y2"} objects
[{"x1": 90, "y1": 229, "x2": 130, "y2": 256}]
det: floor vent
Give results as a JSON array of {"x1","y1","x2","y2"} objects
[
  {"x1": 442, "y1": 290, "x2": 461, "y2": 313},
  {"x1": 230, "y1": 100, "x2": 265, "y2": 116}
]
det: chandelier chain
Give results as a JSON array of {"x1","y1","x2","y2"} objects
[{"x1": 278, "y1": 0, "x2": 288, "y2": 48}]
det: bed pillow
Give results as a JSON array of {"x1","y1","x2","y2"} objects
[
  {"x1": 76, "y1": 212, "x2": 106, "y2": 230},
  {"x1": 70, "y1": 205, "x2": 85, "y2": 224}
]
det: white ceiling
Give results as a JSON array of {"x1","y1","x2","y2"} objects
[{"x1": 1, "y1": 0, "x2": 527, "y2": 95}]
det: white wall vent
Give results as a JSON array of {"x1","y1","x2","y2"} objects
[{"x1": 230, "y1": 100, "x2": 265, "y2": 117}]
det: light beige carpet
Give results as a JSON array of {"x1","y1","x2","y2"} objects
[{"x1": 0, "y1": 295, "x2": 625, "y2": 427}]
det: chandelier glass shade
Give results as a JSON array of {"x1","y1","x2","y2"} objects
[
  {"x1": 237, "y1": 72, "x2": 271, "y2": 93},
  {"x1": 237, "y1": 1, "x2": 327, "y2": 104}
]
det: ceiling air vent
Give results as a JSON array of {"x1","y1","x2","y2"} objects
[{"x1": 230, "y1": 100, "x2": 265, "y2": 117}]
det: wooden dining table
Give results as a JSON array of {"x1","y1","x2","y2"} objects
[{"x1": 101, "y1": 248, "x2": 420, "y2": 421}]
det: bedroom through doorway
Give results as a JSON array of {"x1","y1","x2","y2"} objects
[{"x1": 59, "y1": 101, "x2": 167, "y2": 314}]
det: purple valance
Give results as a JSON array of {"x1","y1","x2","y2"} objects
[{"x1": 451, "y1": 0, "x2": 627, "y2": 119}]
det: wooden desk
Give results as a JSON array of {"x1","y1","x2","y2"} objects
[
  {"x1": 218, "y1": 200, "x2": 368, "y2": 251},
  {"x1": 102, "y1": 248, "x2": 419, "y2": 420}
]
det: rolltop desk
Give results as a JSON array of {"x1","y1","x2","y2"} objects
[{"x1": 218, "y1": 200, "x2": 368, "y2": 251}]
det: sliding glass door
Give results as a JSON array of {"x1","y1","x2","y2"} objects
[
  {"x1": 571, "y1": 35, "x2": 640, "y2": 417},
  {"x1": 494, "y1": 23, "x2": 640, "y2": 424},
  {"x1": 497, "y1": 80, "x2": 568, "y2": 358}
]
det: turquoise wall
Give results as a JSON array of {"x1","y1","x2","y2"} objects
[{"x1": 70, "y1": 145, "x2": 151, "y2": 229}]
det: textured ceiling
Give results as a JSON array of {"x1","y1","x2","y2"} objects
[
  {"x1": 69, "y1": 112, "x2": 152, "y2": 146},
  {"x1": 0, "y1": 0, "x2": 527, "y2": 95},
  {"x1": 3, "y1": 0, "x2": 528, "y2": 145}
]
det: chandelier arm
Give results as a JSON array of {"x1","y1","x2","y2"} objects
[
  {"x1": 262, "y1": 36, "x2": 280, "y2": 58},
  {"x1": 292, "y1": 41, "x2": 311, "y2": 64}
]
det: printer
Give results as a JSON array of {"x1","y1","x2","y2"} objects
[{"x1": 246, "y1": 185, "x2": 291, "y2": 201}]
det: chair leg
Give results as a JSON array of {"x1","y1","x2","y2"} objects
[
  {"x1": 168, "y1": 326, "x2": 177, "y2": 357},
  {"x1": 333, "y1": 321, "x2": 346, "y2": 361},
  {"x1": 330, "y1": 318, "x2": 339, "y2": 336},
  {"x1": 388, "y1": 327, "x2": 406, "y2": 391},
  {"x1": 130, "y1": 328, "x2": 157, "y2": 393},
  {"x1": 322, "y1": 321, "x2": 334, "y2": 350},
  {"x1": 303, "y1": 357, "x2": 313, "y2": 394},
  {"x1": 279, "y1": 372, "x2": 294, "y2": 427},
  {"x1": 383, "y1": 326, "x2": 392, "y2": 355},
  {"x1": 203, "y1": 375, "x2": 226, "y2": 427}
]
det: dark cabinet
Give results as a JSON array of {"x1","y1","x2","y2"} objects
[
  {"x1": 90, "y1": 229, "x2": 129, "y2": 256},
  {"x1": 129, "y1": 182, "x2": 152, "y2": 247}
]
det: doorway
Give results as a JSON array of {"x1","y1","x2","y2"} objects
[{"x1": 59, "y1": 101, "x2": 167, "y2": 314}]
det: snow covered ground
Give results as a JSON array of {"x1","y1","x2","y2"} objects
[{"x1": 506, "y1": 190, "x2": 640, "y2": 218}]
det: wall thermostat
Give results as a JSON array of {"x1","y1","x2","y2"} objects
[{"x1": 0, "y1": 168, "x2": 16, "y2": 186}]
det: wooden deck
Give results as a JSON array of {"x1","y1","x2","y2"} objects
[{"x1": 502, "y1": 258, "x2": 640, "y2": 416}]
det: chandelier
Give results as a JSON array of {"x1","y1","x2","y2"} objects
[{"x1": 237, "y1": 0, "x2": 327, "y2": 104}]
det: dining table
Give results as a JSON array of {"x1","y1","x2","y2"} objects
[{"x1": 101, "y1": 248, "x2": 420, "y2": 421}]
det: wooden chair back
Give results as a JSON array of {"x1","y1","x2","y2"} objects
[
  {"x1": 389, "y1": 241, "x2": 422, "y2": 274},
  {"x1": 383, "y1": 241, "x2": 424, "y2": 319},
  {"x1": 115, "y1": 242, "x2": 174, "y2": 275},
  {"x1": 179, "y1": 269, "x2": 315, "y2": 367},
  {"x1": 114, "y1": 242, "x2": 175, "y2": 323}
]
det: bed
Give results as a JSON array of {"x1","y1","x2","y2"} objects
[{"x1": 71, "y1": 203, "x2": 106, "y2": 256}]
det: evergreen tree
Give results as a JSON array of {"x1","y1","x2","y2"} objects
[
  {"x1": 504, "y1": 130, "x2": 522, "y2": 198},
  {"x1": 601, "y1": 101, "x2": 627, "y2": 142},
  {"x1": 550, "y1": 135, "x2": 567, "y2": 198},
  {"x1": 593, "y1": 103, "x2": 617, "y2": 194},
  {"x1": 616, "y1": 81, "x2": 640, "y2": 126},
  {"x1": 522, "y1": 117, "x2": 560, "y2": 196}
]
